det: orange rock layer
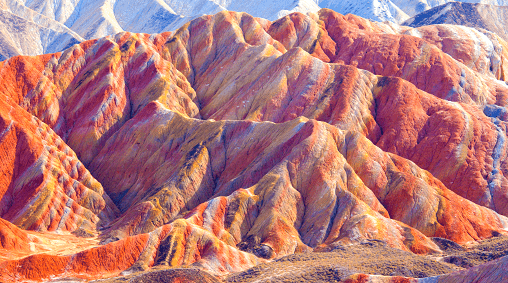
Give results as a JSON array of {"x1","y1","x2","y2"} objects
[
  {"x1": 1, "y1": 8, "x2": 508, "y2": 283},
  {"x1": 0, "y1": 89, "x2": 118, "y2": 233}
]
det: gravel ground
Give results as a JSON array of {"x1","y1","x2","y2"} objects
[{"x1": 77, "y1": 235, "x2": 508, "y2": 283}]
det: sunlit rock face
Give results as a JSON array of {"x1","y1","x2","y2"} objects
[
  {"x1": 0, "y1": 88, "x2": 119, "y2": 234},
  {"x1": 1, "y1": 9, "x2": 508, "y2": 283}
]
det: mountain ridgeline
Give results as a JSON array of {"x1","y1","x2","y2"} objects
[{"x1": 1, "y1": 6, "x2": 508, "y2": 283}]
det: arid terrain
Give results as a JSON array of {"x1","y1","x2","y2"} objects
[
  {"x1": 56, "y1": 235, "x2": 508, "y2": 282},
  {"x1": 2, "y1": 3, "x2": 508, "y2": 283}
]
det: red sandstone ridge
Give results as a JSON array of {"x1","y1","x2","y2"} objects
[
  {"x1": 91, "y1": 101, "x2": 507, "y2": 248},
  {"x1": 1, "y1": 8, "x2": 508, "y2": 283},
  {"x1": 0, "y1": 220, "x2": 262, "y2": 282},
  {"x1": 1, "y1": 11, "x2": 508, "y2": 217},
  {"x1": 140, "y1": 11, "x2": 508, "y2": 217},
  {"x1": 401, "y1": 24, "x2": 508, "y2": 81},
  {"x1": 0, "y1": 93, "x2": 119, "y2": 233},
  {"x1": 0, "y1": 218, "x2": 31, "y2": 252},
  {"x1": 265, "y1": 10, "x2": 508, "y2": 105},
  {"x1": 0, "y1": 32, "x2": 198, "y2": 165}
]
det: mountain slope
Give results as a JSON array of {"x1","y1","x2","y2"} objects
[
  {"x1": 5, "y1": 0, "x2": 508, "y2": 61},
  {"x1": 0, "y1": 81, "x2": 119, "y2": 232},
  {"x1": 318, "y1": 0, "x2": 410, "y2": 23},
  {"x1": 1, "y1": 9, "x2": 508, "y2": 233},
  {"x1": 392, "y1": 0, "x2": 508, "y2": 16},
  {"x1": 0, "y1": 0, "x2": 83, "y2": 60},
  {"x1": 4, "y1": 10, "x2": 508, "y2": 218},
  {"x1": 2, "y1": 8, "x2": 508, "y2": 283},
  {"x1": 403, "y1": 2, "x2": 508, "y2": 41}
]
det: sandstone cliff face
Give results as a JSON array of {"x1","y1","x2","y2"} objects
[{"x1": 1, "y1": 8, "x2": 508, "y2": 283}]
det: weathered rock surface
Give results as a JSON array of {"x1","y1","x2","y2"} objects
[
  {"x1": 0, "y1": 209, "x2": 262, "y2": 282},
  {"x1": 0, "y1": 218, "x2": 31, "y2": 252},
  {"x1": 0, "y1": 10, "x2": 82, "y2": 61},
  {"x1": 94, "y1": 102, "x2": 440, "y2": 252},
  {"x1": 400, "y1": 24, "x2": 508, "y2": 82},
  {"x1": 0, "y1": 32, "x2": 198, "y2": 165},
  {"x1": 6, "y1": 0, "x2": 508, "y2": 61},
  {"x1": 0, "y1": 92, "x2": 118, "y2": 233},
  {"x1": 1, "y1": 8, "x2": 508, "y2": 283},
  {"x1": 268, "y1": 10, "x2": 508, "y2": 105},
  {"x1": 93, "y1": 102, "x2": 508, "y2": 248},
  {"x1": 160, "y1": 10, "x2": 508, "y2": 217}
]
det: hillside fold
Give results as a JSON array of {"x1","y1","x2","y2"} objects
[{"x1": 1, "y1": 9, "x2": 508, "y2": 283}]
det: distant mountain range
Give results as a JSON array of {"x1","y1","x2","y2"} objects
[
  {"x1": 3, "y1": 0, "x2": 508, "y2": 60},
  {"x1": 404, "y1": 2, "x2": 508, "y2": 41},
  {"x1": 0, "y1": 0, "x2": 83, "y2": 60}
]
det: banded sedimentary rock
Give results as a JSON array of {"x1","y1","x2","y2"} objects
[
  {"x1": 264, "y1": 10, "x2": 508, "y2": 105},
  {"x1": 1, "y1": 9, "x2": 508, "y2": 283},
  {"x1": 0, "y1": 218, "x2": 31, "y2": 252},
  {"x1": 0, "y1": 212, "x2": 262, "y2": 282},
  {"x1": 0, "y1": 32, "x2": 198, "y2": 164},
  {"x1": 401, "y1": 24, "x2": 508, "y2": 82},
  {"x1": 0, "y1": 9, "x2": 506, "y2": 233},
  {"x1": 160, "y1": 10, "x2": 508, "y2": 216},
  {"x1": 0, "y1": 94, "x2": 118, "y2": 232},
  {"x1": 93, "y1": 102, "x2": 507, "y2": 248}
]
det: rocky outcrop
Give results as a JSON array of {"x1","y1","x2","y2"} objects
[
  {"x1": 93, "y1": 101, "x2": 508, "y2": 246},
  {"x1": 268, "y1": 10, "x2": 508, "y2": 105},
  {"x1": 0, "y1": 32, "x2": 198, "y2": 165},
  {"x1": 157, "y1": 10, "x2": 508, "y2": 217},
  {"x1": 400, "y1": 24, "x2": 508, "y2": 82}
]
